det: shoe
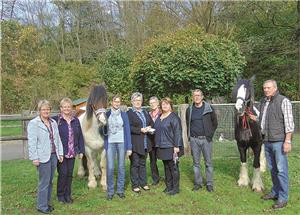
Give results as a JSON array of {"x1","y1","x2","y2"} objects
[
  {"x1": 163, "y1": 188, "x2": 171, "y2": 193},
  {"x1": 272, "y1": 201, "x2": 287, "y2": 209},
  {"x1": 132, "y1": 187, "x2": 141, "y2": 193},
  {"x1": 261, "y1": 193, "x2": 278, "y2": 201},
  {"x1": 48, "y1": 205, "x2": 54, "y2": 212},
  {"x1": 37, "y1": 208, "x2": 51, "y2": 214},
  {"x1": 166, "y1": 190, "x2": 179, "y2": 195},
  {"x1": 206, "y1": 185, "x2": 214, "y2": 192},
  {"x1": 141, "y1": 185, "x2": 150, "y2": 191},
  {"x1": 192, "y1": 184, "x2": 202, "y2": 191},
  {"x1": 106, "y1": 195, "x2": 113, "y2": 201},
  {"x1": 152, "y1": 181, "x2": 159, "y2": 186},
  {"x1": 65, "y1": 198, "x2": 73, "y2": 204},
  {"x1": 117, "y1": 193, "x2": 125, "y2": 199},
  {"x1": 57, "y1": 197, "x2": 66, "y2": 204}
]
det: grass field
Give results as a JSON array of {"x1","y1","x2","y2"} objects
[
  {"x1": 1, "y1": 152, "x2": 300, "y2": 214},
  {"x1": 0, "y1": 121, "x2": 22, "y2": 137}
]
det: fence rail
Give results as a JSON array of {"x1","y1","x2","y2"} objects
[{"x1": 1, "y1": 102, "x2": 299, "y2": 159}]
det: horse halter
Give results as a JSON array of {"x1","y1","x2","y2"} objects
[{"x1": 94, "y1": 108, "x2": 106, "y2": 117}]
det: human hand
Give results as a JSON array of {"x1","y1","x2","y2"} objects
[
  {"x1": 283, "y1": 142, "x2": 292, "y2": 153},
  {"x1": 127, "y1": 150, "x2": 132, "y2": 157},
  {"x1": 32, "y1": 159, "x2": 40, "y2": 167},
  {"x1": 141, "y1": 128, "x2": 148, "y2": 133},
  {"x1": 78, "y1": 153, "x2": 84, "y2": 159},
  {"x1": 248, "y1": 114, "x2": 257, "y2": 121},
  {"x1": 59, "y1": 156, "x2": 64, "y2": 163},
  {"x1": 174, "y1": 147, "x2": 179, "y2": 153}
]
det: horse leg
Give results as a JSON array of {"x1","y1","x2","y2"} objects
[
  {"x1": 86, "y1": 148, "x2": 97, "y2": 189},
  {"x1": 259, "y1": 144, "x2": 267, "y2": 172},
  {"x1": 251, "y1": 145, "x2": 264, "y2": 192},
  {"x1": 99, "y1": 149, "x2": 107, "y2": 191},
  {"x1": 93, "y1": 155, "x2": 101, "y2": 178},
  {"x1": 237, "y1": 145, "x2": 250, "y2": 187},
  {"x1": 77, "y1": 155, "x2": 85, "y2": 178}
]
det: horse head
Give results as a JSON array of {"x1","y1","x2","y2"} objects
[
  {"x1": 232, "y1": 78, "x2": 255, "y2": 116},
  {"x1": 86, "y1": 85, "x2": 108, "y2": 127}
]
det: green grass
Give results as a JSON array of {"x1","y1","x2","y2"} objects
[
  {"x1": 1, "y1": 153, "x2": 300, "y2": 215},
  {"x1": 0, "y1": 121, "x2": 22, "y2": 137}
]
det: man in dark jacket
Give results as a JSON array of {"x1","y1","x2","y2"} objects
[{"x1": 186, "y1": 89, "x2": 218, "y2": 192}]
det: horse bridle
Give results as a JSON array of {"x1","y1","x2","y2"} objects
[
  {"x1": 91, "y1": 104, "x2": 106, "y2": 118},
  {"x1": 236, "y1": 96, "x2": 251, "y2": 108}
]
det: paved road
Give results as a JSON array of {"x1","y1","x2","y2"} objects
[{"x1": 0, "y1": 140, "x2": 24, "y2": 160}]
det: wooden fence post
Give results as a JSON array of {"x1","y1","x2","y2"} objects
[
  {"x1": 179, "y1": 104, "x2": 190, "y2": 155},
  {"x1": 22, "y1": 110, "x2": 30, "y2": 159}
]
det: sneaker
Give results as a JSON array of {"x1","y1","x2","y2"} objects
[
  {"x1": 117, "y1": 193, "x2": 125, "y2": 199},
  {"x1": 106, "y1": 195, "x2": 113, "y2": 201},
  {"x1": 192, "y1": 184, "x2": 202, "y2": 191},
  {"x1": 206, "y1": 185, "x2": 214, "y2": 192}
]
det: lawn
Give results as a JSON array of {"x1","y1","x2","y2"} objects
[
  {"x1": 0, "y1": 120, "x2": 22, "y2": 137},
  {"x1": 1, "y1": 152, "x2": 300, "y2": 214}
]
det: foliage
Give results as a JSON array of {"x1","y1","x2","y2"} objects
[
  {"x1": 97, "y1": 45, "x2": 134, "y2": 104},
  {"x1": 131, "y1": 26, "x2": 246, "y2": 102}
]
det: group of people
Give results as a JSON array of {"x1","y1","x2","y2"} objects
[{"x1": 27, "y1": 79, "x2": 294, "y2": 214}]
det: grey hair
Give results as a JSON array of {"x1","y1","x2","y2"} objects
[
  {"x1": 149, "y1": 96, "x2": 159, "y2": 102},
  {"x1": 131, "y1": 92, "x2": 143, "y2": 102},
  {"x1": 60, "y1": 97, "x2": 73, "y2": 107},
  {"x1": 264, "y1": 79, "x2": 278, "y2": 90},
  {"x1": 192, "y1": 89, "x2": 204, "y2": 98},
  {"x1": 37, "y1": 99, "x2": 51, "y2": 111}
]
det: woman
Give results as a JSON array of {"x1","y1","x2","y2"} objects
[
  {"x1": 154, "y1": 97, "x2": 184, "y2": 195},
  {"x1": 105, "y1": 95, "x2": 132, "y2": 200},
  {"x1": 27, "y1": 100, "x2": 64, "y2": 214},
  {"x1": 52, "y1": 98, "x2": 85, "y2": 204},
  {"x1": 127, "y1": 92, "x2": 153, "y2": 193}
]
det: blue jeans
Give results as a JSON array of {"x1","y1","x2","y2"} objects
[
  {"x1": 190, "y1": 137, "x2": 213, "y2": 186},
  {"x1": 37, "y1": 153, "x2": 58, "y2": 211},
  {"x1": 106, "y1": 142, "x2": 126, "y2": 196},
  {"x1": 264, "y1": 141, "x2": 289, "y2": 203}
]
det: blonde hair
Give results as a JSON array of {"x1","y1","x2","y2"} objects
[
  {"x1": 37, "y1": 100, "x2": 51, "y2": 111},
  {"x1": 60, "y1": 97, "x2": 73, "y2": 107}
]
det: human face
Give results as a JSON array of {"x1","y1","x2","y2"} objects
[
  {"x1": 40, "y1": 105, "x2": 51, "y2": 119},
  {"x1": 192, "y1": 91, "x2": 203, "y2": 105},
  {"x1": 263, "y1": 82, "x2": 277, "y2": 98},
  {"x1": 161, "y1": 101, "x2": 171, "y2": 113},
  {"x1": 149, "y1": 99, "x2": 159, "y2": 111},
  {"x1": 132, "y1": 97, "x2": 143, "y2": 110},
  {"x1": 60, "y1": 102, "x2": 73, "y2": 116},
  {"x1": 112, "y1": 98, "x2": 121, "y2": 110}
]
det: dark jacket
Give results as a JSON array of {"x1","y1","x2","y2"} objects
[
  {"x1": 258, "y1": 91, "x2": 286, "y2": 142},
  {"x1": 127, "y1": 108, "x2": 153, "y2": 155},
  {"x1": 154, "y1": 112, "x2": 183, "y2": 149},
  {"x1": 52, "y1": 115, "x2": 85, "y2": 156},
  {"x1": 186, "y1": 101, "x2": 218, "y2": 142},
  {"x1": 104, "y1": 110, "x2": 132, "y2": 151}
]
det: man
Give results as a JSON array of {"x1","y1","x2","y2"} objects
[
  {"x1": 186, "y1": 89, "x2": 218, "y2": 192},
  {"x1": 148, "y1": 96, "x2": 161, "y2": 185},
  {"x1": 249, "y1": 80, "x2": 294, "y2": 209}
]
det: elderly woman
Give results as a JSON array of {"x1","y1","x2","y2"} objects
[
  {"x1": 52, "y1": 98, "x2": 85, "y2": 204},
  {"x1": 105, "y1": 95, "x2": 132, "y2": 200},
  {"x1": 127, "y1": 92, "x2": 153, "y2": 193},
  {"x1": 27, "y1": 100, "x2": 64, "y2": 214},
  {"x1": 154, "y1": 97, "x2": 184, "y2": 195}
]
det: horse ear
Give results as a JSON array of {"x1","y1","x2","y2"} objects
[{"x1": 249, "y1": 75, "x2": 256, "y2": 83}]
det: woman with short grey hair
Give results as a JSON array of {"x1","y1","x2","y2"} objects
[
  {"x1": 28, "y1": 100, "x2": 64, "y2": 213},
  {"x1": 127, "y1": 92, "x2": 153, "y2": 193}
]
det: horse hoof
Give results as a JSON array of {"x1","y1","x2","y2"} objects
[
  {"x1": 102, "y1": 185, "x2": 107, "y2": 191},
  {"x1": 88, "y1": 181, "x2": 97, "y2": 189},
  {"x1": 252, "y1": 187, "x2": 263, "y2": 192}
]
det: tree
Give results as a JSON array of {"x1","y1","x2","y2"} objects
[{"x1": 131, "y1": 26, "x2": 246, "y2": 102}]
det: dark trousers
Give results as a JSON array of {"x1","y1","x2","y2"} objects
[
  {"x1": 130, "y1": 151, "x2": 147, "y2": 189},
  {"x1": 149, "y1": 148, "x2": 160, "y2": 183},
  {"x1": 163, "y1": 159, "x2": 180, "y2": 192},
  {"x1": 57, "y1": 157, "x2": 75, "y2": 201}
]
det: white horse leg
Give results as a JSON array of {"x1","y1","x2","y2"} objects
[
  {"x1": 94, "y1": 156, "x2": 101, "y2": 178},
  {"x1": 77, "y1": 157, "x2": 85, "y2": 178},
  {"x1": 252, "y1": 168, "x2": 264, "y2": 192},
  {"x1": 238, "y1": 162, "x2": 250, "y2": 187},
  {"x1": 86, "y1": 150, "x2": 97, "y2": 189},
  {"x1": 259, "y1": 144, "x2": 267, "y2": 172},
  {"x1": 100, "y1": 149, "x2": 107, "y2": 191}
]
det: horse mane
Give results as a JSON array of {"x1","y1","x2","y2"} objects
[{"x1": 86, "y1": 85, "x2": 108, "y2": 120}]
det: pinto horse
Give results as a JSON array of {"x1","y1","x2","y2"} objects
[
  {"x1": 232, "y1": 78, "x2": 265, "y2": 192},
  {"x1": 77, "y1": 85, "x2": 108, "y2": 190}
]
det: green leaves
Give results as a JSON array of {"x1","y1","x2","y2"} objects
[{"x1": 131, "y1": 26, "x2": 246, "y2": 102}]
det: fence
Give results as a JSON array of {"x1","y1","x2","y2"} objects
[{"x1": 1, "y1": 102, "x2": 299, "y2": 159}]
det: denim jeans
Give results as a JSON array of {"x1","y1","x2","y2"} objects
[
  {"x1": 264, "y1": 141, "x2": 289, "y2": 203},
  {"x1": 37, "y1": 153, "x2": 58, "y2": 211},
  {"x1": 106, "y1": 142, "x2": 126, "y2": 196},
  {"x1": 190, "y1": 137, "x2": 213, "y2": 186}
]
